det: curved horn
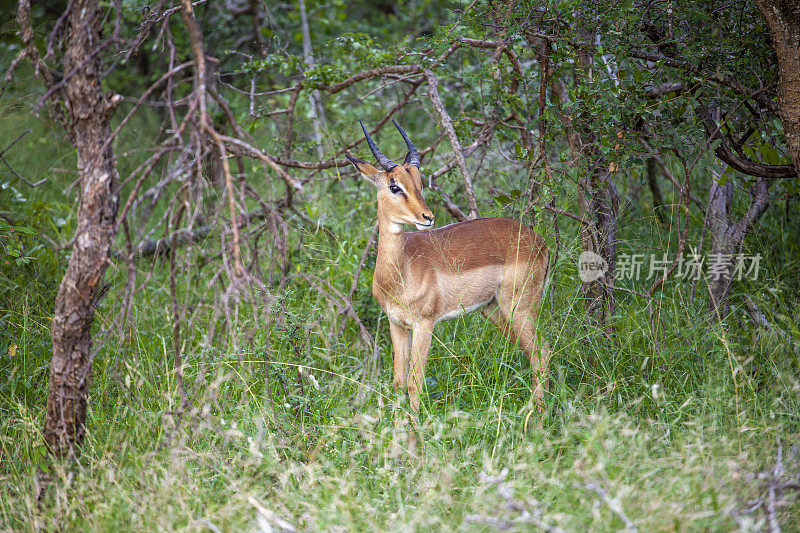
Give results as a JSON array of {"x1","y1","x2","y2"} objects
[
  {"x1": 360, "y1": 120, "x2": 396, "y2": 171},
  {"x1": 393, "y1": 120, "x2": 420, "y2": 168}
]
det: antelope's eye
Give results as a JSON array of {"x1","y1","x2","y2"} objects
[{"x1": 389, "y1": 184, "x2": 402, "y2": 194}]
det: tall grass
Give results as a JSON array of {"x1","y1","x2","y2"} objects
[{"x1": 1, "y1": 93, "x2": 799, "y2": 531}]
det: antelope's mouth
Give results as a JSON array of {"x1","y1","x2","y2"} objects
[{"x1": 414, "y1": 220, "x2": 434, "y2": 230}]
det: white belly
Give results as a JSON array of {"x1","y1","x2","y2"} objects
[{"x1": 436, "y1": 298, "x2": 492, "y2": 324}]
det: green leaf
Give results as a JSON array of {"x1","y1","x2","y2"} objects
[{"x1": 758, "y1": 143, "x2": 786, "y2": 166}]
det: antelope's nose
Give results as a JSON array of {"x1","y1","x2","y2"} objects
[{"x1": 422, "y1": 212, "x2": 434, "y2": 223}]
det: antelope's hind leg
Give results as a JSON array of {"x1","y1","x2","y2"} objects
[
  {"x1": 493, "y1": 274, "x2": 550, "y2": 423},
  {"x1": 486, "y1": 302, "x2": 548, "y2": 396}
]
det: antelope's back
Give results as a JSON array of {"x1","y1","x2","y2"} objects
[{"x1": 404, "y1": 217, "x2": 548, "y2": 275}]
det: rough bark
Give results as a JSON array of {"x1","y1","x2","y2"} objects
[
  {"x1": 705, "y1": 173, "x2": 771, "y2": 320},
  {"x1": 705, "y1": 172, "x2": 735, "y2": 316},
  {"x1": 43, "y1": 0, "x2": 121, "y2": 457},
  {"x1": 756, "y1": 0, "x2": 800, "y2": 176},
  {"x1": 586, "y1": 170, "x2": 619, "y2": 324},
  {"x1": 575, "y1": 29, "x2": 619, "y2": 325},
  {"x1": 646, "y1": 157, "x2": 666, "y2": 224}
]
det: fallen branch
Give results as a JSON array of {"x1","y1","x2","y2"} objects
[
  {"x1": 130, "y1": 223, "x2": 213, "y2": 258},
  {"x1": 128, "y1": 208, "x2": 274, "y2": 258},
  {"x1": 742, "y1": 296, "x2": 799, "y2": 350}
]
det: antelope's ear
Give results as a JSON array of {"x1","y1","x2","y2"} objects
[{"x1": 346, "y1": 153, "x2": 382, "y2": 186}]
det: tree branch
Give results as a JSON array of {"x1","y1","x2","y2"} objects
[
  {"x1": 318, "y1": 65, "x2": 420, "y2": 94},
  {"x1": 697, "y1": 106, "x2": 796, "y2": 179},
  {"x1": 424, "y1": 69, "x2": 479, "y2": 219},
  {"x1": 181, "y1": 0, "x2": 243, "y2": 277},
  {"x1": 630, "y1": 49, "x2": 779, "y2": 115}
]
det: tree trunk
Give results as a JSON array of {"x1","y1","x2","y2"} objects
[
  {"x1": 646, "y1": 156, "x2": 666, "y2": 224},
  {"x1": 705, "y1": 171, "x2": 734, "y2": 317},
  {"x1": 705, "y1": 171, "x2": 771, "y2": 320},
  {"x1": 298, "y1": 0, "x2": 327, "y2": 160},
  {"x1": 543, "y1": 31, "x2": 619, "y2": 327},
  {"x1": 44, "y1": 0, "x2": 121, "y2": 458},
  {"x1": 756, "y1": 0, "x2": 800, "y2": 175}
]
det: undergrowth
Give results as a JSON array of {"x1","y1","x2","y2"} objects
[{"x1": 1, "y1": 93, "x2": 799, "y2": 531}]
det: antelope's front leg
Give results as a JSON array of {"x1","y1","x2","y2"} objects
[
  {"x1": 407, "y1": 321, "x2": 433, "y2": 413},
  {"x1": 389, "y1": 321, "x2": 411, "y2": 392}
]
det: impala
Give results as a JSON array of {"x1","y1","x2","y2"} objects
[{"x1": 347, "y1": 121, "x2": 550, "y2": 422}]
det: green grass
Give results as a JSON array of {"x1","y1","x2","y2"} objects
[
  {"x1": 2, "y1": 236, "x2": 798, "y2": 530},
  {"x1": 1, "y1": 93, "x2": 800, "y2": 531}
]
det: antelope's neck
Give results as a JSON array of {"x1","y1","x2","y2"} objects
[{"x1": 376, "y1": 213, "x2": 407, "y2": 283}]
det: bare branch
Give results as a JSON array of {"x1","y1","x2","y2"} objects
[
  {"x1": 424, "y1": 69, "x2": 479, "y2": 219},
  {"x1": 0, "y1": 128, "x2": 30, "y2": 158},
  {"x1": 1, "y1": 155, "x2": 45, "y2": 187},
  {"x1": 297, "y1": 273, "x2": 375, "y2": 354},
  {"x1": 221, "y1": 135, "x2": 304, "y2": 190},
  {"x1": 181, "y1": 0, "x2": 243, "y2": 277},
  {"x1": 0, "y1": 128, "x2": 45, "y2": 187},
  {"x1": 640, "y1": 137, "x2": 704, "y2": 208},
  {"x1": 318, "y1": 65, "x2": 420, "y2": 94}
]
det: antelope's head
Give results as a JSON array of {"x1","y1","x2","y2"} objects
[{"x1": 347, "y1": 121, "x2": 434, "y2": 232}]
